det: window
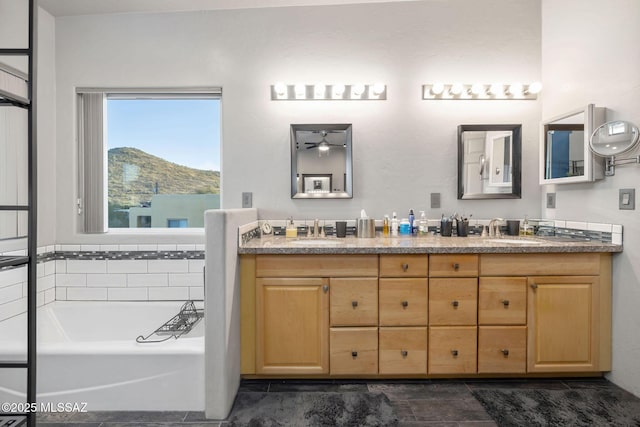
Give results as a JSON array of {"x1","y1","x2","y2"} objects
[{"x1": 77, "y1": 89, "x2": 221, "y2": 232}]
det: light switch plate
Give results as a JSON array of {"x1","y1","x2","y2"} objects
[
  {"x1": 619, "y1": 188, "x2": 635, "y2": 210},
  {"x1": 546, "y1": 192, "x2": 556, "y2": 209},
  {"x1": 430, "y1": 193, "x2": 441, "y2": 209},
  {"x1": 242, "y1": 192, "x2": 253, "y2": 208}
]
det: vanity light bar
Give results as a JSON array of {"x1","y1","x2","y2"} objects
[
  {"x1": 422, "y1": 82, "x2": 542, "y2": 100},
  {"x1": 271, "y1": 83, "x2": 387, "y2": 100}
]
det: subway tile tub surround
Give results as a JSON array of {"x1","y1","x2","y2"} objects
[{"x1": 0, "y1": 245, "x2": 205, "y2": 322}]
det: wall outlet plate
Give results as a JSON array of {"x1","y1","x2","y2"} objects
[
  {"x1": 242, "y1": 192, "x2": 253, "y2": 208},
  {"x1": 546, "y1": 192, "x2": 556, "y2": 209},
  {"x1": 619, "y1": 188, "x2": 635, "y2": 210},
  {"x1": 430, "y1": 193, "x2": 441, "y2": 209}
]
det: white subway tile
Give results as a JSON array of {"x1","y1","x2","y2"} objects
[
  {"x1": 108, "y1": 260, "x2": 147, "y2": 274},
  {"x1": 169, "y1": 273, "x2": 203, "y2": 287},
  {"x1": 0, "y1": 297, "x2": 27, "y2": 322},
  {"x1": 37, "y1": 263, "x2": 45, "y2": 278},
  {"x1": 157, "y1": 244, "x2": 177, "y2": 251},
  {"x1": 0, "y1": 283, "x2": 23, "y2": 305},
  {"x1": 56, "y1": 287, "x2": 67, "y2": 301},
  {"x1": 80, "y1": 244, "x2": 101, "y2": 252},
  {"x1": 189, "y1": 287, "x2": 204, "y2": 300},
  {"x1": 66, "y1": 287, "x2": 107, "y2": 301},
  {"x1": 612, "y1": 233, "x2": 623, "y2": 245},
  {"x1": 149, "y1": 287, "x2": 189, "y2": 301},
  {"x1": 108, "y1": 287, "x2": 148, "y2": 301},
  {"x1": 0, "y1": 267, "x2": 27, "y2": 288},
  {"x1": 66, "y1": 260, "x2": 108, "y2": 274},
  {"x1": 60, "y1": 244, "x2": 81, "y2": 252},
  {"x1": 553, "y1": 220, "x2": 566, "y2": 228},
  {"x1": 587, "y1": 222, "x2": 612, "y2": 233},
  {"x1": 4, "y1": 250, "x2": 26, "y2": 256},
  {"x1": 188, "y1": 260, "x2": 205, "y2": 273},
  {"x1": 118, "y1": 244, "x2": 138, "y2": 252},
  {"x1": 37, "y1": 246, "x2": 46, "y2": 255},
  {"x1": 37, "y1": 275, "x2": 56, "y2": 292},
  {"x1": 138, "y1": 244, "x2": 158, "y2": 251},
  {"x1": 44, "y1": 260, "x2": 56, "y2": 276},
  {"x1": 55, "y1": 244, "x2": 63, "y2": 251},
  {"x1": 127, "y1": 273, "x2": 168, "y2": 287},
  {"x1": 37, "y1": 291, "x2": 45, "y2": 307},
  {"x1": 195, "y1": 244, "x2": 205, "y2": 251},
  {"x1": 176, "y1": 244, "x2": 196, "y2": 251},
  {"x1": 56, "y1": 273, "x2": 87, "y2": 287},
  {"x1": 55, "y1": 260, "x2": 67, "y2": 274},
  {"x1": 613, "y1": 224, "x2": 623, "y2": 234},
  {"x1": 565, "y1": 221, "x2": 588, "y2": 231},
  {"x1": 45, "y1": 245, "x2": 55, "y2": 253},
  {"x1": 44, "y1": 288, "x2": 55, "y2": 305},
  {"x1": 99, "y1": 244, "x2": 119, "y2": 252},
  {"x1": 87, "y1": 273, "x2": 127, "y2": 288},
  {"x1": 148, "y1": 259, "x2": 189, "y2": 273}
]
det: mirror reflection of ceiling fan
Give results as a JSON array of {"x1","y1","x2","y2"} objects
[{"x1": 300, "y1": 130, "x2": 346, "y2": 151}]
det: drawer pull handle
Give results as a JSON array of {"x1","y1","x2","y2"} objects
[
  {"x1": 501, "y1": 299, "x2": 510, "y2": 307},
  {"x1": 352, "y1": 300, "x2": 358, "y2": 308},
  {"x1": 351, "y1": 351, "x2": 358, "y2": 358},
  {"x1": 401, "y1": 263, "x2": 409, "y2": 272},
  {"x1": 451, "y1": 349, "x2": 459, "y2": 357},
  {"x1": 323, "y1": 285, "x2": 329, "y2": 293},
  {"x1": 452, "y1": 300, "x2": 459, "y2": 308},
  {"x1": 501, "y1": 349, "x2": 510, "y2": 356},
  {"x1": 401, "y1": 300, "x2": 409, "y2": 308},
  {"x1": 453, "y1": 263, "x2": 460, "y2": 271},
  {"x1": 401, "y1": 350, "x2": 408, "y2": 357},
  {"x1": 530, "y1": 283, "x2": 538, "y2": 290}
]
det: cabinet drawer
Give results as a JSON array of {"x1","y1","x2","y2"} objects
[
  {"x1": 429, "y1": 278, "x2": 478, "y2": 325},
  {"x1": 330, "y1": 327, "x2": 378, "y2": 375},
  {"x1": 380, "y1": 254, "x2": 428, "y2": 277},
  {"x1": 379, "y1": 278, "x2": 428, "y2": 326},
  {"x1": 478, "y1": 326, "x2": 526, "y2": 373},
  {"x1": 256, "y1": 255, "x2": 378, "y2": 277},
  {"x1": 379, "y1": 327, "x2": 427, "y2": 374},
  {"x1": 330, "y1": 278, "x2": 378, "y2": 326},
  {"x1": 478, "y1": 277, "x2": 527, "y2": 325},
  {"x1": 430, "y1": 254, "x2": 478, "y2": 277},
  {"x1": 428, "y1": 326, "x2": 477, "y2": 374}
]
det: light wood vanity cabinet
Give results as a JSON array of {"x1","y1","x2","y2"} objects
[{"x1": 241, "y1": 252, "x2": 612, "y2": 378}]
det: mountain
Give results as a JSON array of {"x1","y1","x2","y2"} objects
[{"x1": 108, "y1": 147, "x2": 220, "y2": 207}]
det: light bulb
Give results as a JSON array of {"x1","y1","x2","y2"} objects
[
  {"x1": 527, "y1": 81, "x2": 542, "y2": 94},
  {"x1": 314, "y1": 83, "x2": 326, "y2": 99},
  {"x1": 372, "y1": 82, "x2": 386, "y2": 95},
  {"x1": 318, "y1": 142, "x2": 330, "y2": 152},
  {"x1": 294, "y1": 83, "x2": 306, "y2": 99},
  {"x1": 352, "y1": 83, "x2": 366, "y2": 96},
  {"x1": 508, "y1": 82, "x2": 523, "y2": 96},
  {"x1": 431, "y1": 82, "x2": 445, "y2": 95},
  {"x1": 450, "y1": 82, "x2": 464, "y2": 95},
  {"x1": 274, "y1": 82, "x2": 287, "y2": 96},
  {"x1": 332, "y1": 83, "x2": 345, "y2": 98},
  {"x1": 489, "y1": 83, "x2": 504, "y2": 96},
  {"x1": 470, "y1": 83, "x2": 484, "y2": 95}
]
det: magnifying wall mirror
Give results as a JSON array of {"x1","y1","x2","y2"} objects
[
  {"x1": 458, "y1": 124, "x2": 522, "y2": 199},
  {"x1": 290, "y1": 124, "x2": 353, "y2": 198},
  {"x1": 590, "y1": 120, "x2": 640, "y2": 176}
]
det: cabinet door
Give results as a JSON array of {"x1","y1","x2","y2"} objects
[
  {"x1": 256, "y1": 277, "x2": 329, "y2": 374},
  {"x1": 527, "y1": 276, "x2": 599, "y2": 372},
  {"x1": 330, "y1": 278, "x2": 378, "y2": 326}
]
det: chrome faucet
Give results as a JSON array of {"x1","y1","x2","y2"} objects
[
  {"x1": 312, "y1": 218, "x2": 320, "y2": 238},
  {"x1": 488, "y1": 218, "x2": 504, "y2": 237}
]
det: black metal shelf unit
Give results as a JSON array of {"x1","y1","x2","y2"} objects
[{"x1": 0, "y1": 0, "x2": 37, "y2": 426}]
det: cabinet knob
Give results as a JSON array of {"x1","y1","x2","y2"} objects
[
  {"x1": 453, "y1": 263, "x2": 460, "y2": 271},
  {"x1": 501, "y1": 299, "x2": 510, "y2": 307},
  {"x1": 352, "y1": 300, "x2": 358, "y2": 308},
  {"x1": 451, "y1": 349, "x2": 459, "y2": 357},
  {"x1": 401, "y1": 300, "x2": 409, "y2": 308},
  {"x1": 401, "y1": 263, "x2": 409, "y2": 272},
  {"x1": 501, "y1": 349, "x2": 510, "y2": 356},
  {"x1": 323, "y1": 285, "x2": 329, "y2": 293},
  {"x1": 530, "y1": 283, "x2": 538, "y2": 290},
  {"x1": 451, "y1": 300, "x2": 459, "y2": 308},
  {"x1": 401, "y1": 350, "x2": 408, "y2": 357},
  {"x1": 351, "y1": 351, "x2": 358, "y2": 358}
]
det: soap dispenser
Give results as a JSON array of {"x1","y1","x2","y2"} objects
[
  {"x1": 391, "y1": 212, "x2": 399, "y2": 236},
  {"x1": 285, "y1": 217, "x2": 297, "y2": 238}
]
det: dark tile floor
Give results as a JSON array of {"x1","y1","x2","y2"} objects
[{"x1": 35, "y1": 378, "x2": 636, "y2": 426}]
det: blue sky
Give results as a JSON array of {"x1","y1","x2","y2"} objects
[{"x1": 107, "y1": 99, "x2": 221, "y2": 171}]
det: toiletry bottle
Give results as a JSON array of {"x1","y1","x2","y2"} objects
[
  {"x1": 399, "y1": 218, "x2": 411, "y2": 235},
  {"x1": 419, "y1": 211, "x2": 428, "y2": 235},
  {"x1": 391, "y1": 212, "x2": 399, "y2": 236},
  {"x1": 520, "y1": 215, "x2": 533, "y2": 236},
  {"x1": 408, "y1": 209, "x2": 415, "y2": 234},
  {"x1": 285, "y1": 217, "x2": 297, "y2": 238},
  {"x1": 383, "y1": 215, "x2": 390, "y2": 236}
]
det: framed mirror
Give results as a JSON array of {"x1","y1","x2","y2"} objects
[
  {"x1": 540, "y1": 104, "x2": 605, "y2": 184},
  {"x1": 290, "y1": 124, "x2": 352, "y2": 199},
  {"x1": 458, "y1": 124, "x2": 522, "y2": 199}
]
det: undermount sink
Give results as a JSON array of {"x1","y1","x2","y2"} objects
[
  {"x1": 487, "y1": 238, "x2": 543, "y2": 245},
  {"x1": 290, "y1": 239, "x2": 344, "y2": 245}
]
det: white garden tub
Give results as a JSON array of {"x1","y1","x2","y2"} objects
[{"x1": 0, "y1": 301, "x2": 204, "y2": 411}]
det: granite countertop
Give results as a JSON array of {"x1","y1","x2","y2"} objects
[{"x1": 238, "y1": 234, "x2": 622, "y2": 255}]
